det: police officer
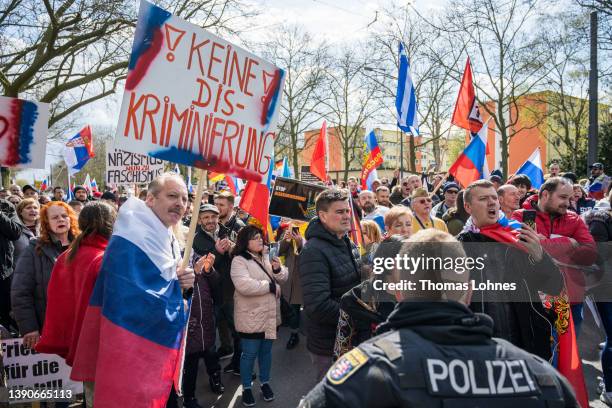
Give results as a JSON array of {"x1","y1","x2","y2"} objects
[{"x1": 299, "y1": 229, "x2": 578, "y2": 408}]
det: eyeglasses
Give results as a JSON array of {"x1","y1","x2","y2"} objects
[
  {"x1": 446, "y1": 190, "x2": 459, "y2": 194},
  {"x1": 415, "y1": 198, "x2": 432, "y2": 204}
]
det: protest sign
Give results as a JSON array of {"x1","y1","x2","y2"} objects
[
  {"x1": 269, "y1": 177, "x2": 326, "y2": 221},
  {"x1": 0, "y1": 96, "x2": 49, "y2": 169},
  {"x1": 300, "y1": 165, "x2": 322, "y2": 184},
  {"x1": 1, "y1": 338, "x2": 82, "y2": 403},
  {"x1": 114, "y1": 0, "x2": 285, "y2": 184},
  {"x1": 106, "y1": 140, "x2": 165, "y2": 185}
]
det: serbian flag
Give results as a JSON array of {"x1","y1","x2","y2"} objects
[
  {"x1": 361, "y1": 129, "x2": 384, "y2": 190},
  {"x1": 515, "y1": 148, "x2": 544, "y2": 189},
  {"x1": 310, "y1": 121, "x2": 328, "y2": 182},
  {"x1": 557, "y1": 307, "x2": 589, "y2": 408},
  {"x1": 70, "y1": 198, "x2": 186, "y2": 407},
  {"x1": 451, "y1": 58, "x2": 483, "y2": 135},
  {"x1": 90, "y1": 178, "x2": 99, "y2": 193},
  {"x1": 64, "y1": 126, "x2": 94, "y2": 175},
  {"x1": 449, "y1": 120, "x2": 489, "y2": 188}
]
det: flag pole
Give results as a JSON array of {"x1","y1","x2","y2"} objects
[{"x1": 181, "y1": 168, "x2": 205, "y2": 269}]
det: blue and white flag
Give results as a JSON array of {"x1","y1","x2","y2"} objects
[
  {"x1": 396, "y1": 42, "x2": 419, "y2": 136},
  {"x1": 515, "y1": 148, "x2": 544, "y2": 189}
]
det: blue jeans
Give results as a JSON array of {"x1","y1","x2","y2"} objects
[
  {"x1": 240, "y1": 338, "x2": 273, "y2": 389},
  {"x1": 597, "y1": 302, "x2": 612, "y2": 392}
]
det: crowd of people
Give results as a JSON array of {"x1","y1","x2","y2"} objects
[{"x1": 0, "y1": 160, "x2": 610, "y2": 407}]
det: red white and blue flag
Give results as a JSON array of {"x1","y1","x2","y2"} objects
[
  {"x1": 448, "y1": 120, "x2": 490, "y2": 188},
  {"x1": 361, "y1": 129, "x2": 384, "y2": 190},
  {"x1": 70, "y1": 198, "x2": 187, "y2": 407},
  {"x1": 64, "y1": 125, "x2": 94, "y2": 175},
  {"x1": 40, "y1": 177, "x2": 48, "y2": 192},
  {"x1": 515, "y1": 148, "x2": 544, "y2": 189}
]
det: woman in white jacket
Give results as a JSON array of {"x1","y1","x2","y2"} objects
[{"x1": 231, "y1": 225, "x2": 287, "y2": 407}]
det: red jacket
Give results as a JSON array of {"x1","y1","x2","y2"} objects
[
  {"x1": 513, "y1": 195, "x2": 597, "y2": 302},
  {"x1": 36, "y1": 234, "x2": 108, "y2": 366}
]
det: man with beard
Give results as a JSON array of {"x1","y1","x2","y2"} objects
[
  {"x1": 409, "y1": 188, "x2": 447, "y2": 233},
  {"x1": 498, "y1": 184, "x2": 521, "y2": 219},
  {"x1": 375, "y1": 186, "x2": 392, "y2": 208},
  {"x1": 457, "y1": 180, "x2": 561, "y2": 360},
  {"x1": 214, "y1": 191, "x2": 244, "y2": 240},
  {"x1": 73, "y1": 185, "x2": 89, "y2": 204},
  {"x1": 358, "y1": 190, "x2": 389, "y2": 232},
  {"x1": 513, "y1": 177, "x2": 597, "y2": 334},
  {"x1": 52, "y1": 186, "x2": 65, "y2": 202}
]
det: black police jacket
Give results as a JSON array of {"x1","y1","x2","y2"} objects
[{"x1": 299, "y1": 301, "x2": 578, "y2": 408}]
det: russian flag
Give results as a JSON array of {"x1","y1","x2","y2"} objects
[
  {"x1": 449, "y1": 120, "x2": 489, "y2": 188},
  {"x1": 64, "y1": 126, "x2": 94, "y2": 175},
  {"x1": 70, "y1": 198, "x2": 186, "y2": 407},
  {"x1": 90, "y1": 178, "x2": 98, "y2": 192},
  {"x1": 515, "y1": 148, "x2": 544, "y2": 189},
  {"x1": 361, "y1": 129, "x2": 384, "y2": 190}
]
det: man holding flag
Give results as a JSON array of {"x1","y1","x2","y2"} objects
[{"x1": 71, "y1": 173, "x2": 195, "y2": 407}]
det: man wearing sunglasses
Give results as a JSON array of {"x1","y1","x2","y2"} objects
[
  {"x1": 410, "y1": 188, "x2": 448, "y2": 234},
  {"x1": 430, "y1": 182, "x2": 460, "y2": 220}
]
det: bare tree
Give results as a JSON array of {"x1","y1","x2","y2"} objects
[
  {"x1": 0, "y1": 0, "x2": 253, "y2": 184},
  {"x1": 423, "y1": 0, "x2": 552, "y2": 177},
  {"x1": 259, "y1": 25, "x2": 330, "y2": 176},
  {"x1": 319, "y1": 44, "x2": 382, "y2": 182},
  {"x1": 370, "y1": 4, "x2": 459, "y2": 172}
]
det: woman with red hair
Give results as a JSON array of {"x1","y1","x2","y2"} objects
[{"x1": 11, "y1": 201, "x2": 79, "y2": 349}]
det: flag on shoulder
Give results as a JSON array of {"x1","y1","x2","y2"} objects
[
  {"x1": 70, "y1": 198, "x2": 187, "y2": 407},
  {"x1": 64, "y1": 126, "x2": 94, "y2": 175}
]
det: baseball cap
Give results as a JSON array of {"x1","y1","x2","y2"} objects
[
  {"x1": 590, "y1": 163, "x2": 604, "y2": 170},
  {"x1": 22, "y1": 184, "x2": 37, "y2": 194},
  {"x1": 199, "y1": 204, "x2": 219, "y2": 214}
]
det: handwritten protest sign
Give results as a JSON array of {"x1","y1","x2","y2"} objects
[
  {"x1": 114, "y1": 0, "x2": 285, "y2": 183},
  {"x1": 106, "y1": 140, "x2": 164, "y2": 185},
  {"x1": 0, "y1": 96, "x2": 49, "y2": 169},
  {"x1": 269, "y1": 177, "x2": 326, "y2": 221},
  {"x1": 1, "y1": 338, "x2": 82, "y2": 402}
]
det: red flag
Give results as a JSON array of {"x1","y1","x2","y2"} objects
[
  {"x1": 557, "y1": 308, "x2": 589, "y2": 408},
  {"x1": 239, "y1": 181, "x2": 270, "y2": 231},
  {"x1": 310, "y1": 121, "x2": 328, "y2": 182},
  {"x1": 451, "y1": 58, "x2": 483, "y2": 134}
]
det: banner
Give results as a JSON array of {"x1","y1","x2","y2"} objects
[
  {"x1": 269, "y1": 177, "x2": 326, "y2": 221},
  {"x1": 1, "y1": 338, "x2": 83, "y2": 403},
  {"x1": 114, "y1": 0, "x2": 284, "y2": 183},
  {"x1": 106, "y1": 140, "x2": 164, "y2": 185},
  {"x1": 300, "y1": 165, "x2": 321, "y2": 184},
  {"x1": 0, "y1": 96, "x2": 49, "y2": 169}
]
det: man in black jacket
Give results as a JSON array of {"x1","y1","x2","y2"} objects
[
  {"x1": 299, "y1": 230, "x2": 577, "y2": 408},
  {"x1": 457, "y1": 180, "x2": 562, "y2": 360},
  {"x1": 299, "y1": 189, "x2": 361, "y2": 380},
  {"x1": 0, "y1": 199, "x2": 21, "y2": 332}
]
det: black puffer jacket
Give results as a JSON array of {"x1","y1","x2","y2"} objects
[
  {"x1": 299, "y1": 218, "x2": 360, "y2": 356},
  {"x1": 192, "y1": 224, "x2": 231, "y2": 304},
  {"x1": 0, "y1": 200, "x2": 21, "y2": 279}
]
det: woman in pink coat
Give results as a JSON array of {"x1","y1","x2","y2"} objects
[{"x1": 231, "y1": 225, "x2": 287, "y2": 407}]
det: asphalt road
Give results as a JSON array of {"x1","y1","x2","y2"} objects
[{"x1": 191, "y1": 310, "x2": 608, "y2": 408}]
